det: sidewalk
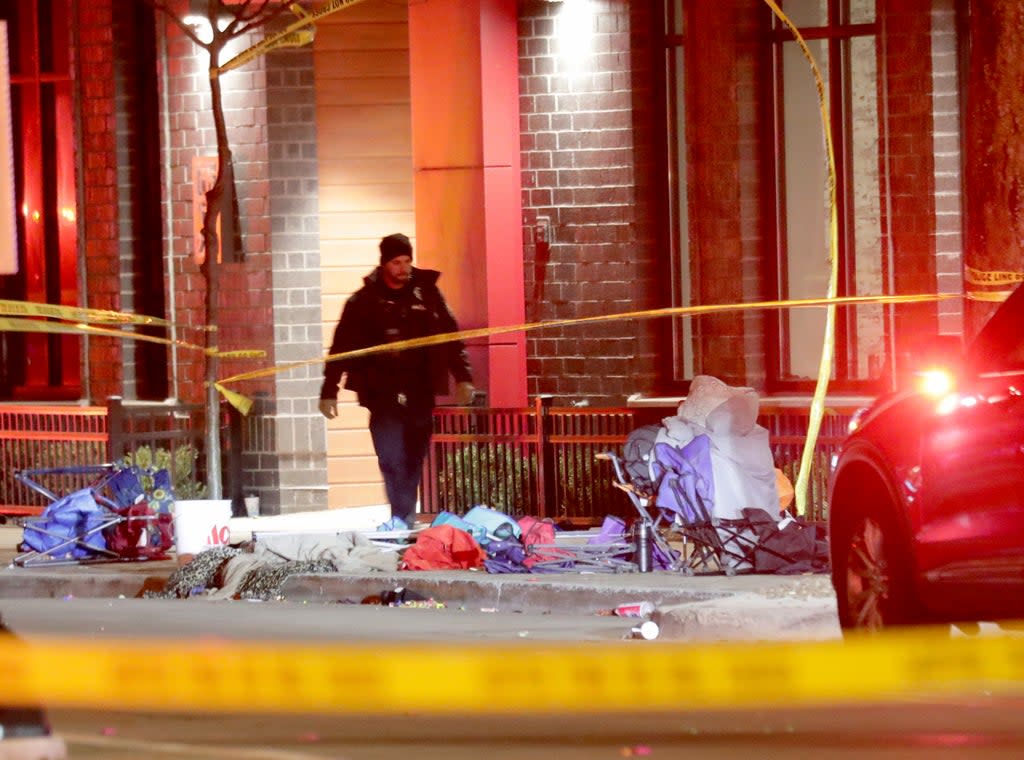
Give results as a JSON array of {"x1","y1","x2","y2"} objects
[
  {"x1": 279, "y1": 567, "x2": 841, "y2": 641},
  {"x1": 0, "y1": 524, "x2": 841, "y2": 642}
]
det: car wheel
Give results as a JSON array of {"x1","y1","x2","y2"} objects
[{"x1": 834, "y1": 504, "x2": 916, "y2": 632}]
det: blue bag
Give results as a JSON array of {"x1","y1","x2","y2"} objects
[
  {"x1": 462, "y1": 505, "x2": 521, "y2": 545},
  {"x1": 431, "y1": 511, "x2": 487, "y2": 545}
]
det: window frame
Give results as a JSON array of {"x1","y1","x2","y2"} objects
[
  {"x1": 0, "y1": 0, "x2": 79, "y2": 400},
  {"x1": 764, "y1": 3, "x2": 890, "y2": 394}
]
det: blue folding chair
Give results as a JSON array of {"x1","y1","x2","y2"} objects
[{"x1": 13, "y1": 465, "x2": 172, "y2": 566}]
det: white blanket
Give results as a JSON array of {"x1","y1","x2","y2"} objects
[{"x1": 656, "y1": 375, "x2": 779, "y2": 521}]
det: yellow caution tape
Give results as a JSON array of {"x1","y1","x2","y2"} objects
[
  {"x1": 762, "y1": 0, "x2": 839, "y2": 517},
  {"x1": 966, "y1": 289, "x2": 1014, "y2": 302},
  {"x1": 215, "y1": 293, "x2": 954, "y2": 418},
  {"x1": 0, "y1": 299, "x2": 170, "y2": 328},
  {"x1": 965, "y1": 268, "x2": 1021, "y2": 303},
  {"x1": 0, "y1": 316, "x2": 207, "y2": 355},
  {"x1": 213, "y1": 382, "x2": 254, "y2": 416},
  {"x1": 213, "y1": 350, "x2": 267, "y2": 360},
  {"x1": 217, "y1": 0, "x2": 371, "y2": 75},
  {"x1": 1, "y1": 627, "x2": 1023, "y2": 715},
  {"x1": 0, "y1": 307, "x2": 265, "y2": 363},
  {"x1": 0, "y1": 294, "x2": 957, "y2": 431},
  {"x1": 965, "y1": 266, "x2": 1024, "y2": 286},
  {"x1": 0, "y1": 298, "x2": 222, "y2": 332}
]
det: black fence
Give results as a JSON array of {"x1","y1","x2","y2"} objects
[
  {"x1": 423, "y1": 398, "x2": 856, "y2": 524},
  {"x1": 3, "y1": 398, "x2": 855, "y2": 523}
]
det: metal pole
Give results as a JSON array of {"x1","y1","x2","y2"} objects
[{"x1": 205, "y1": 366, "x2": 222, "y2": 499}]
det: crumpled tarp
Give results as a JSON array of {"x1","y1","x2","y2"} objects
[{"x1": 400, "y1": 525, "x2": 486, "y2": 570}]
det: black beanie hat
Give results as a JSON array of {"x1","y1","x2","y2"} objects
[{"x1": 379, "y1": 233, "x2": 413, "y2": 265}]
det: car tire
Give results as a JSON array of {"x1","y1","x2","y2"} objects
[{"x1": 832, "y1": 497, "x2": 918, "y2": 632}]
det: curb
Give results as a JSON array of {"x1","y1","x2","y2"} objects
[
  {"x1": 0, "y1": 573, "x2": 168, "y2": 600},
  {"x1": 0, "y1": 562, "x2": 174, "y2": 600},
  {"x1": 280, "y1": 572, "x2": 729, "y2": 615},
  {"x1": 654, "y1": 593, "x2": 841, "y2": 641}
]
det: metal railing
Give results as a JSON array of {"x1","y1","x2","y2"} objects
[
  {"x1": 105, "y1": 396, "x2": 206, "y2": 472},
  {"x1": 423, "y1": 398, "x2": 856, "y2": 523},
  {"x1": 0, "y1": 397, "x2": 212, "y2": 518},
  {"x1": 3, "y1": 398, "x2": 855, "y2": 522},
  {"x1": 0, "y1": 405, "x2": 109, "y2": 516}
]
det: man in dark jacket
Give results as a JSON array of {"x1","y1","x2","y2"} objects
[{"x1": 319, "y1": 233, "x2": 475, "y2": 528}]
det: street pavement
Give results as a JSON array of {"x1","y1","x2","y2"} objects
[{"x1": 0, "y1": 522, "x2": 841, "y2": 642}]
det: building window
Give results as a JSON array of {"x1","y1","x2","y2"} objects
[
  {"x1": 664, "y1": 0, "x2": 887, "y2": 393},
  {"x1": 767, "y1": 0, "x2": 884, "y2": 392},
  {"x1": 0, "y1": 0, "x2": 78, "y2": 400}
]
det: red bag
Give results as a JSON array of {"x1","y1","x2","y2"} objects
[{"x1": 104, "y1": 505, "x2": 173, "y2": 560}]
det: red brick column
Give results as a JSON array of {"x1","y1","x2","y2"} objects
[
  {"x1": 78, "y1": 0, "x2": 123, "y2": 401},
  {"x1": 160, "y1": 16, "x2": 274, "y2": 405},
  {"x1": 881, "y1": 0, "x2": 939, "y2": 352},
  {"x1": 685, "y1": 1, "x2": 767, "y2": 386}
]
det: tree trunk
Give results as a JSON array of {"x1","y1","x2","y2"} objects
[
  {"x1": 965, "y1": 0, "x2": 1024, "y2": 333},
  {"x1": 201, "y1": 43, "x2": 233, "y2": 499}
]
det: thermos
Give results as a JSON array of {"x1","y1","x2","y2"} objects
[{"x1": 634, "y1": 519, "x2": 652, "y2": 573}]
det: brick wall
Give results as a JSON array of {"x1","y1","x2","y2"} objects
[
  {"x1": 682, "y1": 2, "x2": 769, "y2": 389},
  {"x1": 78, "y1": 0, "x2": 123, "y2": 401},
  {"x1": 110, "y1": 1, "x2": 167, "y2": 402},
  {"x1": 518, "y1": 0, "x2": 663, "y2": 405},
  {"x1": 160, "y1": 16, "x2": 275, "y2": 405},
  {"x1": 882, "y1": 0, "x2": 939, "y2": 351},
  {"x1": 161, "y1": 15, "x2": 211, "y2": 401},
  {"x1": 159, "y1": 9, "x2": 283, "y2": 505},
  {"x1": 930, "y1": 0, "x2": 964, "y2": 336},
  {"x1": 111, "y1": 5, "x2": 140, "y2": 398},
  {"x1": 265, "y1": 44, "x2": 327, "y2": 515}
]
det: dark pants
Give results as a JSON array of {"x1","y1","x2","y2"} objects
[{"x1": 368, "y1": 404, "x2": 434, "y2": 525}]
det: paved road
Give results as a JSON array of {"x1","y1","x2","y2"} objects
[
  {"x1": 0, "y1": 597, "x2": 641, "y2": 642},
  {"x1": 3, "y1": 537, "x2": 1018, "y2": 759},
  {"x1": 5, "y1": 597, "x2": 1024, "y2": 759},
  {"x1": 47, "y1": 700, "x2": 1024, "y2": 759}
]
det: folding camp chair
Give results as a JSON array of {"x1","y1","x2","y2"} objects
[
  {"x1": 13, "y1": 464, "x2": 173, "y2": 566},
  {"x1": 596, "y1": 432, "x2": 686, "y2": 574},
  {"x1": 525, "y1": 542, "x2": 639, "y2": 573},
  {"x1": 650, "y1": 436, "x2": 805, "y2": 574},
  {"x1": 603, "y1": 427, "x2": 797, "y2": 575}
]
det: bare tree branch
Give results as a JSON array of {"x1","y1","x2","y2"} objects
[
  {"x1": 232, "y1": 0, "x2": 277, "y2": 24},
  {"x1": 229, "y1": 1, "x2": 298, "y2": 38},
  {"x1": 147, "y1": 0, "x2": 212, "y2": 50}
]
